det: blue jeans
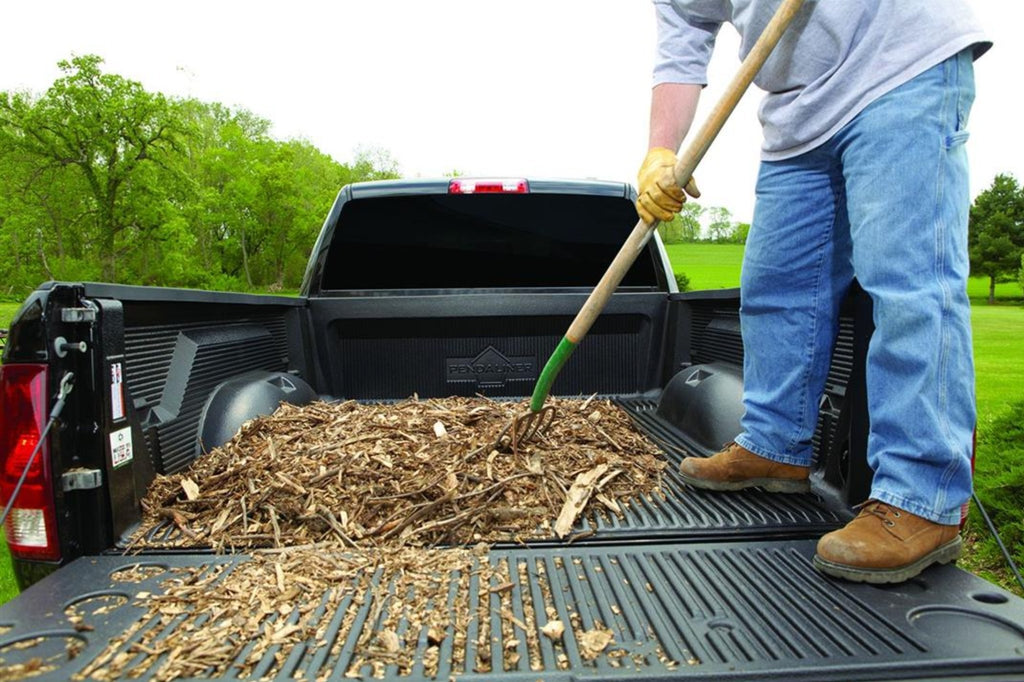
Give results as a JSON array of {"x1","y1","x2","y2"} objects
[{"x1": 735, "y1": 50, "x2": 977, "y2": 525}]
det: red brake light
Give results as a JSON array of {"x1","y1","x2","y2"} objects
[
  {"x1": 448, "y1": 178, "x2": 529, "y2": 194},
  {"x1": 0, "y1": 364, "x2": 60, "y2": 561}
]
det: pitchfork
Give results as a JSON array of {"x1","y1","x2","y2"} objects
[{"x1": 507, "y1": 0, "x2": 805, "y2": 445}]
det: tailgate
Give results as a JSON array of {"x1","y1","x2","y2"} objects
[{"x1": 1, "y1": 543, "x2": 1024, "y2": 681}]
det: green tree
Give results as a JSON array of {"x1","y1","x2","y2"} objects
[
  {"x1": 706, "y1": 206, "x2": 734, "y2": 242},
  {"x1": 1, "y1": 55, "x2": 402, "y2": 295},
  {"x1": 0, "y1": 55, "x2": 186, "y2": 281},
  {"x1": 728, "y1": 221, "x2": 750, "y2": 244},
  {"x1": 657, "y1": 202, "x2": 703, "y2": 243},
  {"x1": 969, "y1": 173, "x2": 1024, "y2": 304},
  {"x1": 1018, "y1": 253, "x2": 1024, "y2": 295}
]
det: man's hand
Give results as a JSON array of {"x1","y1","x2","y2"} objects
[{"x1": 636, "y1": 147, "x2": 700, "y2": 224}]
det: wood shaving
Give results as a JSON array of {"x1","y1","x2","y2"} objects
[
  {"x1": 90, "y1": 396, "x2": 671, "y2": 679},
  {"x1": 129, "y1": 396, "x2": 664, "y2": 551}
]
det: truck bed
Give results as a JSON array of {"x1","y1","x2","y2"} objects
[{"x1": 2, "y1": 400, "x2": 1023, "y2": 681}]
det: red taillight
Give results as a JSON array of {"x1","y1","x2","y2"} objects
[
  {"x1": 0, "y1": 364, "x2": 60, "y2": 561},
  {"x1": 448, "y1": 178, "x2": 529, "y2": 194}
]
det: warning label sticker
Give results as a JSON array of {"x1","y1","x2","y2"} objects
[
  {"x1": 110, "y1": 427, "x2": 133, "y2": 468},
  {"x1": 110, "y1": 362, "x2": 125, "y2": 422}
]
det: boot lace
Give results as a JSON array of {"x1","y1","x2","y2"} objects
[{"x1": 856, "y1": 500, "x2": 903, "y2": 527}]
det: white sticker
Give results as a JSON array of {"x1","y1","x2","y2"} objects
[
  {"x1": 110, "y1": 427, "x2": 133, "y2": 468},
  {"x1": 110, "y1": 362, "x2": 125, "y2": 421}
]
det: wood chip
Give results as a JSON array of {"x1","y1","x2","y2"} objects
[
  {"x1": 554, "y1": 464, "x2": 609, "y2": 538},
  {"x1": 579, "y1": 626, "x2": 615, "y2": 660},
  {"x1": 541, "y1": 620, "x2": 565, "y2": 641},
  {"x1": 130, "y1": 397, "x2": 664, "y2": 552},
  {"x1": 377, "y1": 629, "x2": 401, "y2": 654},
  {"x1": 110, "y1": 397, "x2": 668, "y2": 679},
  {"x1": 180, "y1": 478, "x2": 200, "y2": 501}
]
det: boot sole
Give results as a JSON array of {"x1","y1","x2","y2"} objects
[
  {"x1": 812, "y1": 536, "x2": 963, "y2": 584},
  {"x1": 678, "y1": 471, "x2": 811, "y2": 494}
]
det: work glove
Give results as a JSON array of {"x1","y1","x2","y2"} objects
[{"x1": 636, "y1": 147, "x2": 700, "y2": 225}]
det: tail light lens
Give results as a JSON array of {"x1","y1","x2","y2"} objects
[
  {"x1": 0, "y1": 364, "x2": 60, "y2": 561},
  {"x1": 448, "y1": 178, "x2": 529, "y2": 194}
]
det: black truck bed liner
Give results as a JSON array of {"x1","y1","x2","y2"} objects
[
  {"x1": 2, "y1": 542, "x2": 1023, "y2": 681},
  {"x1": 3, "y1": 395, "x2": 1023, "y2": 680}
]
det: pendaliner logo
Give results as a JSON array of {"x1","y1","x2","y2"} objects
[{"x1": 446, "y1": 346, "x2": 537, "y2": 390}]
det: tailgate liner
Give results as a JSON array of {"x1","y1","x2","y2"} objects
[{"x1": 2, "y1": 541, "x2": 1023, "y2": 680}]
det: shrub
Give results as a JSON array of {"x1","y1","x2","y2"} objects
[
  {"x1": 968, "y1": 399, "x2": 1024, "y2": 590},
  {"x1": 675, "y1": 272, "x2": 691, "y2": 292}
]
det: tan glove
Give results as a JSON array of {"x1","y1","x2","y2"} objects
[{"x1": 636, "y1": 147, "x2": 700, "y2": 224}]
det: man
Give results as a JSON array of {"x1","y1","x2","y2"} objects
[{"x1": 638, "y1": 0, "x2": 989, "y2": 583}]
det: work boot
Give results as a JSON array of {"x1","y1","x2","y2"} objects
[
  {"x1": 678, "y1": 442, "x2": 810, "y2": 493},
  {"x1": 814, "y1": 500, "x2": 962, "y2": 583}
]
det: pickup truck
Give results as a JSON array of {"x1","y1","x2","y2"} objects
[{"x1": 1, "y1": 177, "x2": 1022, "y2": 681}]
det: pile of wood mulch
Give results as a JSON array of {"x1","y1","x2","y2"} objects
[
  {"x1": 129, "y1": 395, "x2": 666, "y2": 551},
  {"x1": 92, "y1": 396, "x2": 673, "y2": 680}
]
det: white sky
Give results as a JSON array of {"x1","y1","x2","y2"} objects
[{"x1": 2, "y1": 1, "x2": 1020, "y2": 224}]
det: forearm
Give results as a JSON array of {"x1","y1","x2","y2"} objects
[{"x1": 648, "y1": 82, "x2": 703, "y2": 151}]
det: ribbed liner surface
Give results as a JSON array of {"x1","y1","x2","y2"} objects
[
  {"x1": 123, "y1": 316, "x2": 290, "y2": 473},
  {"x1": 3, "y1": 542, "x2": 1023, "y2": 681}
]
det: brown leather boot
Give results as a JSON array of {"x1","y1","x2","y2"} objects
[
  {"x1": 678, "y1": 442, "x2": 810, "y2": 493},
  {"x1": 814, "y1": 500, "x2": 962, "y2": 583}
]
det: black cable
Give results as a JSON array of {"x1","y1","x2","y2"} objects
[
  {"x1": 0, "y1": 372, "x2": 73, "y2": 527},
  {"x1": 972, "y1": 491, "x2": 1024, "y2": 595}
]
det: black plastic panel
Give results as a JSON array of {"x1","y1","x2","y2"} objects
[
  {"x1": 333, "y1": 315, "x2": 648, "y2": 399},
  {"x1": 2, "y1": 542, "x2": 1023, "y2": 681},
  {"x1": 309, "y1": 293, "x2": 669, "y2": 402},
  {"x1": 123, "y1": 316, "x2": 290, "y2": 473}
]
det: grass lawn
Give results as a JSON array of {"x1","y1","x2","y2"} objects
[
  {"x1": 664, "y1": 242, "x2": 745, "y2": 290},
  {"x1": 971, "y1": 305, "x2": 1024, "y2": 422},
  {"x1": 0, "y1": 301, "x2": 20, "y2": 328}
]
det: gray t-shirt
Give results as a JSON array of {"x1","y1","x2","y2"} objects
[{"x1": 653, "y1": 0, "x2": 990, "y2": 160}]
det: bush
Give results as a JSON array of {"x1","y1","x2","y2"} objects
[
  {"x1": 968, "y1": 399, "x2": 1024, "y2": 590},
  {"x1": 675, "y1": 272, "x2": 691, "y2": 292}
]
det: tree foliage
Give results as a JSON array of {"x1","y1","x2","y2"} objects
[
  {"x1": 656, "y1": 203, "x2": 747, "y2": 244},
  {"x1": 0, "y1": 55, "x2": 398, "y2": 296},
  {"x1": 969, "y1": 173, "x2": 1024, "y2": 304}
]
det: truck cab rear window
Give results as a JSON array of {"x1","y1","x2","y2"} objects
[{"x1": 320, "y1": 194, "x2": 660, "y2": 290}]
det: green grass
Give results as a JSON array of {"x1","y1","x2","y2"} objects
[
  {"x1": 664, "y1": 243, "x2": 745, "y2": 290},
  {"x1": 967, "y1": 277, "x2": 1024, "y2": 303},
  {"x1": 962, "y1": 305, "x2": 1024, "y2": 595},
  {"x1": 0, "y1": 302, "x2": 20, "y2": 328},
  {"x1": 971, "y1": 305, "x2": 1024, "y2": 421}
]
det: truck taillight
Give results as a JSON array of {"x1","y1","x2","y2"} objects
[
  {"x1": 448, "y1": 178, "x2": 529, "y2": 194},
  {"x1": 0, "y1": 364, "x2": 60, "y2": 561}
]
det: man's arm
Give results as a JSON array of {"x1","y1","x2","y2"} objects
[
  {"x1": 636, "y1": 83, "x2": 703, "y2": 224},
  {"x1": 649, "y1": 82, "x2": 702, "y2": 152}
]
